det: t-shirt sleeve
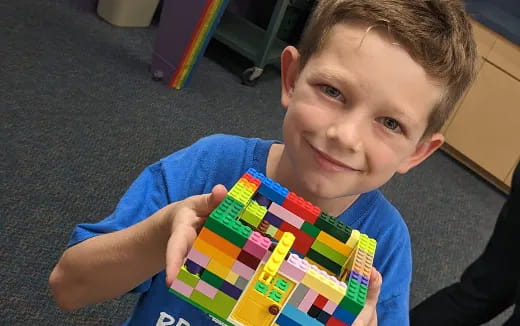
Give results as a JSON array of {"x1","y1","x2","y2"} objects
[{"x1": 67, "y1": 161, "x2": 169, "y2": 293}]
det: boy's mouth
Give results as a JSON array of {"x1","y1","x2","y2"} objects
[{"x1": 309, "y1": 144, "x2": 360, "y2": 173}]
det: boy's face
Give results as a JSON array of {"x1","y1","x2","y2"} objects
[{"x1": 280, "y1": 23, "x2": 444, "y2": 199}]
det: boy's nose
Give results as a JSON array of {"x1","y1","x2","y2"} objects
[{"x1": 326, "y1": 115, "x2": 364, "y2": 153}]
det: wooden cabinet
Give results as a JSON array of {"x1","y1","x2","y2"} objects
[
  {"x1": 442, "y1": 21, "x2": 520, "y2": 192},
  {"x1": 505, "y1": 158, "x2": 518, "y2": 187}
]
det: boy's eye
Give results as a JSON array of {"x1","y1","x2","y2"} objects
[
  {"x1": 320, "y1": 85, "x2": 342, "y2": 99},
  {"x1": 380, "y1": 117, "x2": 402, "y2": 132}
]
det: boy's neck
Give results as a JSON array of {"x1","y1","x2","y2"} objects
[{"x1": 266, "y1": 143, "x2": 359, "y2": 217}]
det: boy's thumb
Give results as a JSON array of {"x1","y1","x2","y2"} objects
[{"x1": 198, "y1": 184, "x2": 227, "y2": 213}]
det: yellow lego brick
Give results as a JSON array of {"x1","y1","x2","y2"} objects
[
  {"x1": 241, "y1": 200, "x2": 267, "y2": 228},
  {"x1": 206, "y1": 258, "x2": 231, "y2": 280},
  {"x1": 346, "y1": 229, "x2": 360, "y2": 250},
  {"x1": 261, "y1": 232, "x2": 295, "y2": 284},
  {"x1": 301, "y1": 267, "x2": 346, "y2": 304},
  {"x1": 225, "y1": 270, "x2": 239, "y2": 284},
  {"x1": 316, "y1": 231, "x2": 350, "y2": 254},
  {"x1": 304, "y1": 257, "x2": 334, "y2": 276},
  {"x1": 358, "y1": 233, "x2": 377, "y2": 256},
  {"x1": 228, "y1": 178, "x2": 256, "y2": 206}
]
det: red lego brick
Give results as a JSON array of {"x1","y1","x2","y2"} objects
[
  {"x1": 326, "y1": 316, "x2": 349, "y2": 326},
  {"x1": 282, "y1": 192, "x2": 320, "y2": 224},
  {"x1": 242, "y1": 173, "x2": 262, "y2": 188},
  {"x1": 237, "y1": 249, "x2": 261, "y2": 269},
  {"x1": 278, "y1": 221, "x2": 314, "y2": 256},
  {"x1": 314, "y1": 294, "x2": 328, "y2": 309}
]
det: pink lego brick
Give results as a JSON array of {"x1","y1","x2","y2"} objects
[
  {"x1": 195, "y1": 280, "x2": 218, "y2": 299},
  {"x1": 323, "y1": 299, "x2": 338, "y2": 314},
  {"x1": 298, "y1": 288, "x2": 318, "y2": 313},
  {"x1": 242, "y1": 231, "x2": 271, "y2": 259},
  {"x1": 231, "y1": 260, "x2": 255, "y2": 279},
  {"x1": 186, "y1": 247, "x2": 210, "y2": 268},
  {"x1": 269, "y1": 202, "x2": 305, "y2": 229},
  {"x1": 279, "y1": 253, "x2": 310, "y2": 282},
  {"x1": 170, "y1": 279, "x2": 194, "y2": 298}
]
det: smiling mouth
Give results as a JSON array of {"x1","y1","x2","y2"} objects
[{"x1": 309, "y1": 144, "x2": 360, "y2": 172}]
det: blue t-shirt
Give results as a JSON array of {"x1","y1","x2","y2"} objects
[{"x1": 68, "y1": 134, "x2": 412, "y2": 326}]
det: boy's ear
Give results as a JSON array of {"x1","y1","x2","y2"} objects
[
  {"x1": 397, "y1": 133, "x2": 444, "y2": 174},
  {"x1": 281, "y1": 46, "x2": 301, "y2": 109}
]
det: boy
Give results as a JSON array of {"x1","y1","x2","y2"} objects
[{"x1": 49, "y1": 0, "x2": 477, "y2": 325}]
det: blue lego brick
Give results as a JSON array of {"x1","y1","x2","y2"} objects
[
  {"x1": 258, "y1": 179, "x2": 289, "y2": 205},
  {"x1": 276, "y1": 304, "x2": 324, "y2": 326},
  {"x1": 332, "y1": 305, "x2": 356, "y2": 325}
]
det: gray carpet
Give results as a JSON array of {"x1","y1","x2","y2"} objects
[{"x1": 0, "y1": 0, "x2": 511, "y2": 325}]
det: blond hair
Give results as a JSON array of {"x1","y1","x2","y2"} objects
[{"x1": 298, "y1": 0, "x2": 477, "y2": 137}]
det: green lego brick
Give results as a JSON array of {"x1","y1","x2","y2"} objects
[
  {"x1": 358, "y1": 234, "x2": 377, "y2": 256},
  {"x1": 169, "y1": 289, "x2": 235, "y2": 326},
  {"x1": 310, "y1": 240, "x2": 348, "y2": 266},
  {"x1": 254, "y1": 281, "x2": 268, "y2": 294},
  {"x1": 206, "y1": 202, "x2": 252, "y2": 248},
  {"x1": 190, "y1": 290, "x2": 236, "y2": 320},
  {"x1": 339, "y1": 278, "x2": 368, "y2": 315},
  {"x1": 301, "y1": 221, "x2": 320, "y2": 238},
  {"x1": 314, "y1": 212, "x2": 352, "y2": 242},
  {"x1": 177, "y1": 267, "x2": 200, "y2": 287},
  {"x1": 240, "y1": 200, "x2": 266, "y2": 228},
  {"x1": 216, "y1": 196, "x2": 244, "y2": 217},
  {"x1": 306, "y1": 248, "x2": 342, "y2": 275},
  {"x1": 201, "y1": 269, "x2": 224, "y2": 289},
  {"x1": 268, "y1": 289, "x2": 283, "y2": 303},
  {"x1": 274, "y1": 278, "x2": 289, "y2": 292}
]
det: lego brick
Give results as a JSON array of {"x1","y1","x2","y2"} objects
[
  {"x1": 274, "y1": 278, "x2": 290, "y2": 292},
  {"x1": 339, "y1": 278, "x2": 368, "y2": 315},
  {"x1": 323, "y1": 299, "x2": 338, "y2": 315},
  {"x1": 196, "y1": 279, "x2": 219, "y2": 299},
  {"x1": 225, "y1": 270, "x2": 239, "y2": 284},
  {"x1": 257, "y1": 176, "x2": 289, "y2": 205},
  {"x1": 287, "y1": 284, "x2": 309, "y2": 307},
  {"x1": 317, "y1": 231, "x2": 352, "y2": 258},
  {"x1": 349, "y1": 270, "x2": 369, "y2": 287},
  {"x1": 176, "y1": 266, "x2": 201, "y2": 287},
  {"x1": 228, "y1": 178, "x2": 256, "y2": 206},
  {"x1": 170, "y1": 278, "x2": 195, "y2": 298},
  {"x1": 313, "y1": 294, "x2": 328, "y2": 309},
  {"x1": 332, "y1": 305, "x2": 356, "y2": 325},
  {"x1": 221, "y1": 280, "x2": 243, "y2": 300},
  {"x1": 326, "y1": 315, "x2": 350, "y2": 326},
  {"x1": 279, "y1": 254, "x2": 310, "y2": 282},
  {"x1": 243, "y1": 231, "x2": 271, "y2": 259},
  {"x1": 241, "y1": 200, "x2": 267, "y2": 228},
  {"x1": 242, "y1": 170, "x2": 262, "y2": 188},
  {"x1": 268, "y1": 289, "x2": 283, "y2": 303},
  {"x1": 252, "y1": 192, "x2": 272, "y2": 208},
  {"x1": 192, "y1": 237, "x2": 235, "y2": 268},
  {"x1": 185, "y1": 259, "x2": 203, "y2": 275},
  {"x1": 277, "y1": 304, "x2": 324, "y2": 326},
  {"x1": 206, "y1": 258, "x2": 232, "y2": 280},
  {"x1": 206, "y1": 209, "x2": 252, "y2": 248},
  {"x1": 274, "y1": 228, "x2": 284, "y2": 241},
  {"x1": 298, "y1": 288, "x2": 318, "y2": 313},
  {"x1": 358, "y1": 234, "x2": 377, "y2": 256},
  {"x1": 282, "y1": 192, "x2": 321, "y2": 224},
  {"x1": 237, "y1": 250, "x2": 261, "y2": 269},
  {"x1": 314, "y1": 213, "x2": 352, "y2": 243},
  {"x1": 266, "y1": 224, "x2": 279, "y2": 238},
  {"x1": 254, "y1": 280, "x2": 268, "y2": 294},
  {"x1": 278, "y1": 222, "x2": 314, "y2": 256},
  {"x1": 264, "y1": 211, "x2": 283, "y2": 228},
  {"x1": 311, "y1": 239, "x2": 348, "y2": 266},
  {"x1": 262, "y1": 232, "x2": 295, "y2": 283},
  {"x1": 231, "y1": 260, "x2": 256, "y2": 279},
  {"x1": 234, "y1": 276, "x2": 249, "y2": 290},
  {"x1": 199, "y1": 227, "x2": 241, "y2": 259},
  {"x1": 190, "y1": 290, "x2": 236, "y2": 320},
  {"x1": 275, "y1": 312, "x2": 301, "y2": 326},
  {"x1": 345, "y1": 247, "x2": 373, "y2": 279},
  {"x1": 345, "y1": 229, "x2": 360, "y2": 250},
  {"x1": 301, "y1": 222, "x2": 320, "y2": 238},
  {"x1": 200, "y1": 269, "x2": 224, "y2": 289},
  {"x1": 301, "y1": 267, "x2": 347, "y2": 304},
  {"x1": 269, "y1": 202, "x2": 305, "y2": 229},
  {"x1": 186, "y1": 246, "x2": 210, "y2": 268},
  {"x1": 307, "y1": 305, "x2": 321, "y2": 318},
  {"x1": 213, "y1": 196, "x2": 244, "y2": 219},
  {"x1": 317, "y1": 309, "x2": 332, "y2": 324},
  {"x1": 306, "y1": 248, "x2": 342, "y2": 275}
]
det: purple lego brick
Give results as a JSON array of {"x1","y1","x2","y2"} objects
[
  {"x1": 185, "y1": 259, "x2": 203, "y2": 275},
  {"x1": 349, "y1": 270, "x2": 369, "y2": 287},
  {"x1": 263, "y1": 211, "x2": 282, "y2": 228},
  {"x1": 253, "y1": 193, "x2": 272, "y2": 208},
  {"x1": 220, "y1": 281, "x2": 242, "y2": 300}
]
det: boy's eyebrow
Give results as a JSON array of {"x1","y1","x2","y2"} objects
[{"x1": 313, "y1": 69, "x2": 420, "y2": 127}]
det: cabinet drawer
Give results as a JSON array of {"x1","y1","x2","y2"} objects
[
  {"x1": 505, "y1": 159, "x2": 518, "y2": 187},
  {"x1": 487, "y1": 36, "x2": 520, "y2": 80},
  {"x1": 445, "y1": 62, "x2": 520, "y2": 181},
  {"x1": 472, "y1": 20, "x2": 497, "y2": 59}
]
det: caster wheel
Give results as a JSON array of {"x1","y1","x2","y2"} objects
[
  {"x1": 152, "y1": 70, "x2": 164, "y2": 81},
  {"x1": 241, "y1": 67, "x2": 263, "y2": 86}
]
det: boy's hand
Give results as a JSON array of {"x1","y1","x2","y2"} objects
[
  {"x1": 352, "y1": 268, "x2": 382, "y2": 326},
  {"x1": 164, "y1": 184, "x2": 227, "y2": 286}
]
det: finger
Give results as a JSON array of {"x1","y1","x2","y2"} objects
[
  {"x1": 165, "y1": 224, "x2": 197, "y2": 287},
  {"x1": 189, "y1": 184, "x2": 228, "y2": 216},
  {"x1": 352, "y1": 268, "x2": 382, "y2": 326}
]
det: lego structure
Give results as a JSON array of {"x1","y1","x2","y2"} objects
[{"x1": 169, "y1": 168, "x2": 377, "y2": 326}]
